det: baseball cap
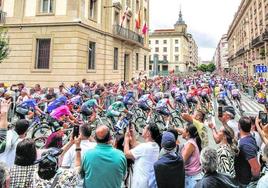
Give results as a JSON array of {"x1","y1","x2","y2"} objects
[{"x1": 161, "y1": 132, "x2": 176, "y2": 151}]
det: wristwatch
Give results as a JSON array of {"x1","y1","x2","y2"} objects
[{"x1": 75, "y1": 148, "x2": 81, "y2": 152}]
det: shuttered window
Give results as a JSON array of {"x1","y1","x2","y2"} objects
[{"x1": 35, "y1": 39, "x2": 51, "y2": 69}]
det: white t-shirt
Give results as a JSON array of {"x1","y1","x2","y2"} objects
[
  {"x1": 0, "y1": 130, "x2": 22, "y2": 168},
  {"x1": 61, "y1": 140, "x2": 96, "y2": 168},
  {"x1": 130, "y1": 142, "x2": 159, "y2": 188},
  {"x1": 227, "y1": 119, "x2": 239, "y2": 138}
]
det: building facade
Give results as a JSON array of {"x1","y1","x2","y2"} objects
[
  {"x1": 227, "y1": 0, "x2": 268, "y2": 78},
  {"x1": 0, "y1": 0, "x2": 150, "y2": 87},
  {"x1": 214, "y1": 34, "x2": 228, "y2": 72},
  {"x1": 148, "y1": 10, "x2": 198, "y2": 74}
]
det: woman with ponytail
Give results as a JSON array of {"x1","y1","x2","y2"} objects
[
  {"x1": 209, "y1": 122, "x2": 239, "y2": 178},
  {"x1": 124, "y1": 123, "x2": 161, "y2": 188},
  {"x1": 179, "y1": 123, "x2": 202, "y2": 188}
]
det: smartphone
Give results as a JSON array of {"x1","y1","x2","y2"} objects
[
  {"x1": 259, "y1": 111, "x2": 268, "y2": 124},
  {"x1": 218, "y1": 106, "x2": 223, "y2": 118},
  {"x1": 72, "y1": 125, "x2": 79, "y2": 139}
]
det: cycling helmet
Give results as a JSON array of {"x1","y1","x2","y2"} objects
[
  {"x1": 116, "y1": 95, "x2": 123, "y2": 101},
  {"x1": 223, "y1": 106, "x2": 236, "y2": 117},
  {"x1": 93, "y1": 95, "x2": 100, "y2": 100}
]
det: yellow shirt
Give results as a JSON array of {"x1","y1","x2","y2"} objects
[{"x1": 193, "y1": 119, "x2": 209, "y2": 148}]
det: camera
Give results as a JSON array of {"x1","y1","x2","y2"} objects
[{"x1": 259, "y1": 111, "x2": 268, "y2": 125}]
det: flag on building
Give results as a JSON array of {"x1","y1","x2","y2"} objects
[
  {"x1": 120, "y1": 6, "x2": 129, "y2": 28},
  {"x1": 142, "y1": 22, "x2": 148, "y2": 35},
  {"x1": 135, "y1": 9, "x2": 141, "y2": 29}
]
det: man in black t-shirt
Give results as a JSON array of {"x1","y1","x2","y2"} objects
[
  {"x1": 45, "y1": 88, "x2": 57, "y2": 103},
  {"x1": 235, "y1": 116, "x2": 260, "y2": 186}
]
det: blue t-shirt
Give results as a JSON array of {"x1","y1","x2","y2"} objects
[{"x1": 235, "y1": 135, "x2": 259, "y2": 185}]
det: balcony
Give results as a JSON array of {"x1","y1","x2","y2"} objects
[
  {"x1": 235, "y1": 47, "x2": 245, "y2": 57},
  {"x1": 251, "y1": 35, "x2": 264, "y2": 48},
  {"x1": 0, "y1": 11, "x2": 6, "y2": 24},
  {"x1": 113, "y1": 25, "x2": 144, "y2": 46},
  {"x1": 263, "y1": 30, "x2": 268, "y2": 41}
]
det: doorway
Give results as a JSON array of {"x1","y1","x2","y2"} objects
[{"x1": 124, "y1": 54, "x2": 130, "y2": 81}]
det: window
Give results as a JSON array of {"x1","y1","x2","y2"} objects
[
  {"x1": 126, "y1": 19, "x2": 130, "y2": 29},
  {"x1": 175, "y1": 47, "x2": 179, "y2": 52},
  {"x1": 136, "y1": 53, "x2": 139, "y2": 70},
  {"x1": 40, "y1": 0, "x2": 54, "y2": 14},
  {"x1": 114, "y1": 11, "x2": 119, "y2": 25},
  {"x1": 89, "y1": 0, "x2": 98, "y2": 20},
  {"x1": 144, "y1": 55, "x2": 147, "y2": 70},
  {"x1": 163, "y1": 40, "x2": 167, "y2": 44},
  {"x1": 114, "y1": 48, "x2": 118, "y2": 70},
  {"x1": 175, "y1": 39, "x2": 178, "y2": 44},
  {"x1": 88, "y1": 42, "x2": 96, "y2": 70},
  {"x1": 175, "y1": 55, "x2": 179, "y2": 61},
  {"x1": 149, "y1": 40, "x2": 151, "y2": 44},
  {"x1": 163, "y1": 47, "x2": 167, "y2": 52},
  {"x1": 35, "y1": 39, "x2": 51, "y2": 69},
  {"x1": 155, "y1": 40, "x2": 159, "y2": 44},
  {"x1": 155, "y1": 47, "x2": 159, "y2": 52},
  {"x1": 163, "y1": 55, "x2": 167, "y2": 61},
  {"x1": 136, "y1": 0, "x2": 139, "y2": 13}
]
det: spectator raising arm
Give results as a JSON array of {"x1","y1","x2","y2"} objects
[
  {"x1": 255, "y1": 116, "x2": 268, "y2": 145},
  {"x1": 0, "y1": 99, "x2": 11, "y2": 153}
]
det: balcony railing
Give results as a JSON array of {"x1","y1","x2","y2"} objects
[
  {"x1": 113, "y1": 24, "x2": 144, "y2": 45},
  {"x1": 263, "y1": 30, "x2": 268, "y2": 41},
  {"x1": 0, "y1": 11, "x2": 6, "y2": 24},
  {"x1": 251, "y1": 35, "x2": 264, "y2": 47},
  {"x1": 235, "y1": 47, "x2": 245, "y2": 57}
]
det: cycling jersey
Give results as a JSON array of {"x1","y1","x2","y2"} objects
[
  {"x1": 218, "y1": 91, "x2": 227, "y2": 99},
  {"x1": 123, "y1": 92, "x2": 134, "y2": 105},
  {"x1": 107, "y1": 101, "x2": 125, "y2": 117},
  {"x1": 82, "y1": 99, "x2": 98, "y2": 109},
  {"x1": 156, "y1": 98, "x2": 171, "y2": 110},
  {"x1": 70, "y1": 96, "x2": 82, "y2": 106},
  {"x1": 187, "y1": 89, "x2": 197, "y2": 98},
  {"x1": 50, "y1": 105, "x2": 72, "y2": 120},
  {"x1": 47, "y1": 96, "x2": 68, "y2": 113},
  {"x1": 231, "y1": 89, "x2": 239, "y2": 96},
  {"x1": 201, "y1": 87, "x2": 210, "y2": 96}
]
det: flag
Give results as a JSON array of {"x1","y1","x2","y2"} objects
[
  {"x1": 135, "y1": 9, "x2": 141, "y2": 29},
  {"x1": 142, "y1": 22, "x2": 148, "y2": 35},
  {"x1": 120, "y1": 6, "x2": 129, "y2": 28}
]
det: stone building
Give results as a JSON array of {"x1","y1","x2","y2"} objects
[
  {"x1": 0, "y1": 0, "x2": 150, "y2": 87},
  {"x1": 149, "y1": 10, "x2": 198, "y2": 74}
]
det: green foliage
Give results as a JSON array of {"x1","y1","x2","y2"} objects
[
  {"x1": 197, "y1": 63, "x2": 216, "y2": 73},
  {"x1": 0, "y1": 28, "x2": 9, "y2": 63}
]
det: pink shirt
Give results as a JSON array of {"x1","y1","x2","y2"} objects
[
  {"x1": 182, "y1": 139, "x2": 201, "y2": 176},
  {"x1": 50, "y1": 105, "x2": 71, "y2": 120}
]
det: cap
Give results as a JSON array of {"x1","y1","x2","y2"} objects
[{"x1": 161, "y1": 132, "x2": 176, "y2": 151}]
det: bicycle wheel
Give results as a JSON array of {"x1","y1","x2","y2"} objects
[
  {"x1": 34, "y1": 136, "x2": 47, "y2": 149},
  {"x1": 32, "y1": 125, "x2": 52, "y2": 139},
  {"x1": 171, "y1": 117, "x2": 184, "y2": 128},
  {"x1": 94, "y1": 117, "x2": 112, "y2": 130},
  {"x1": 62, "y1": 129, "x2": 72, "y2": 145},
  {"x1": 135, "y1": 116, "x2": 146, "y2": 125}
]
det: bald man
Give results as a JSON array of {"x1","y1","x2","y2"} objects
[{"x1": 81, "y1": 125, "x2": 127, "y2": 188}]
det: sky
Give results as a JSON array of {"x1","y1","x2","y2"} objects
[{"x1": 150, "y1": 0, "x2": 241, "y2": 61}]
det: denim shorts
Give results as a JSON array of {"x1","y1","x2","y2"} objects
[{"x1": 185, "y1": 173, "x2": 203, "y2": 188}]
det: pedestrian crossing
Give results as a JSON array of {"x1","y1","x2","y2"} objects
[{"x1": 213, "y1": 94, "x2": 264, "y2": 119}]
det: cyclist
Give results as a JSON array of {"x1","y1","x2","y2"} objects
[
  {"x1": 106, "y1": 96, "x2": 129, "y2": 126},
  {"x1": 174, "y1": 87, "x2": 187, "y2": 110},
  {"x1": 156, "y1": 93, "x2": 175, "y2": 128},
  {"x1": 231, "y1": 86, "x2": 242, "y2": 107},
  {"x1": 186, "y1": 85, "x2": 198, "y2": 111},
  {"x1": 123, "y1": 90, "x2": 135, "y2": 109},
  {"x1": 137, "y1": 91, "x2": 157, "y2": 123},
  {"x1": 16, "y1": 97, "x2": 44, "y2": 119},
  {"x1": 216, "y1": 87, "x2": 228, "y2": 106},
  {"x1": 200, "y1": 84, "x2": 212, "y2": 110},
  {"x1": 81, "y1": 95, "x2": 103, "y2": 122}
]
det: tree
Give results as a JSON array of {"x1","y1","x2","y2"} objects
[
  {"x1": 198, "y1": 64, "x2": 207, "y2": 72},
  {"x1": 0, "y1": 28, "x2": 9, "y2": 63},
  {"x1": 207, "y1": 63, "x2": 216, "y2": 72}
]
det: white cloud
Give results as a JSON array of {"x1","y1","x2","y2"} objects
[{"x1": 150, "y1": 0, "x2": 241, "y2": 61}]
